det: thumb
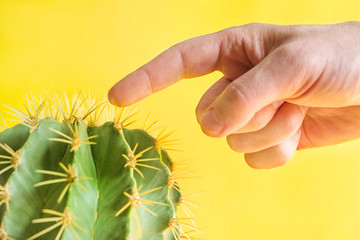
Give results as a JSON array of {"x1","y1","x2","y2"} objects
[{"x1": 200, "y1": 47, "x2": 305, "y2": 137}]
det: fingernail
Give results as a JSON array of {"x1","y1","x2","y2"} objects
[{"x1": 201, "y1": 109, "x2": 223, "y2": 135}]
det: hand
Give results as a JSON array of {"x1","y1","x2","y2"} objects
[{"x1": 108, "y1": 21, "x2": 360, "y2": 169}]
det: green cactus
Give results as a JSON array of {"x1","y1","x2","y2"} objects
[{"x1": 0, "y1": 92, "x2": 197, "y2": 240}]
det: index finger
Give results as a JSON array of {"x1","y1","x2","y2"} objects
[{"x1": 108, "y1": 32, "x2": 223, "y2": 106}]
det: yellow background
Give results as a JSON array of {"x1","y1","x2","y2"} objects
[{"x1": 1, "y1": 0, "x2": 360, "y2": 239}]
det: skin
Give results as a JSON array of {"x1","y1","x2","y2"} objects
[{"x1": 108, "y1": 21, "x2": 360, "y2": 169}]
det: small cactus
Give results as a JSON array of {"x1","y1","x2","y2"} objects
[{"x1": 0, "y1": 92, "x2": 197, "y2": 240}]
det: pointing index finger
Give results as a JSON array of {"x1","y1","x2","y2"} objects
[{"x1": 108, "y1": 32, "x2": 223, "y2": 106}]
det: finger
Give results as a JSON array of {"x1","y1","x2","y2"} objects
[
  {"x1": 195, "y1": 77, "x2": 283, "y2": 132},
  {"x1": 108, "y1": 32, "x2": 223, "y2": 106},
  {"x1": 244, "y1": 129, "x2": 301, "y2": 169},
  {"x1": 195, "y1": 77, "x2": 231, "y2": 123},
  {"x1": 227, "y1": 103, "x2": 307, "y2": 153},
  {"x1": 200, "y1": 47, "x2": 307, "y2": 137},
  {"x1": 234, "y1": 100, "x2": 283, "y2": 133}
]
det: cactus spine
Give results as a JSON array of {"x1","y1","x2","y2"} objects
[{"x1": 0, "y1": 92, "x2": 197, "y2": 240}]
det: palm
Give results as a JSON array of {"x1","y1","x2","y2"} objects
[{"x1": 299, "y1": 106, "x2": 360, "y2": 149}]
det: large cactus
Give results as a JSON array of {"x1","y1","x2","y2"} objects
[{"x1": 0, "y1": 92, "x2": 196, "y2": 240}]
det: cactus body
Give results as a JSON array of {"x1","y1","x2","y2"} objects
[{"x1": 0, "y1": 93, "x2": 192, "y2": 240}]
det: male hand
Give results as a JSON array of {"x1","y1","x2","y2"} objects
[{"x1": 108, "y1": 22, "x2": 360, "y2": 169}]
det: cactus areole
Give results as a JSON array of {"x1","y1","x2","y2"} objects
[{"x1": 0, "y1": 92, "x2": 193, "y2": 240}]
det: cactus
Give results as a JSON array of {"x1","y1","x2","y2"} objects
[{"x1": 0, "y1": 92, "x2": 197, "y2": 240}]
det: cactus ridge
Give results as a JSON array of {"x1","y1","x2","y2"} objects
[{"x1": 0, "y1": 91, "x2": 199, "y2": 240}]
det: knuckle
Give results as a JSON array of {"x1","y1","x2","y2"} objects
[
  {"x1": 218, "y1": 23, "x2": 270, "y2": 46},
  {"x1": 273, "y1": 45, "x2": 298, "y2": 64},
  {"x1": 219, "y1": 23, "x2": 270, "y2": 45},
  {"x1": 140, "y1": 68, "x2": 154, "y2": 95},
  {"x1": 243, "y1": 22, "x2": 268, "y2": 30},
  {"x1": 273, "y1": 43, "x2": 316, "y2": 71},
  {"x1": 169, "y1": 44, "x2": 187, "y2": 73},
  {"x1": 218, "y1": 26, "x2": 238, "y2": 36},
  {"x1": 239, "y1": 23, "x2": 269, "y2": 31}
]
